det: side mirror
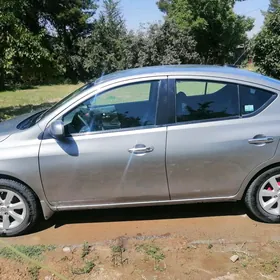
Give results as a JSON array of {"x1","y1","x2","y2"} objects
[{"x1": 49, "y1": 120, "x2": 65, "y2": 139}]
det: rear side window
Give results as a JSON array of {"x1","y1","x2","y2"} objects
[
  {"x1": 239, "y1": 85, "x2": 275, "y2": 115},
  {"x1": 176, "y1": 80, "x2": 239, "y2": 123}
]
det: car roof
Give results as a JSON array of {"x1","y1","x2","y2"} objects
[{"x1": 95, "y1": 65, "x2": 280, "y2": 90}]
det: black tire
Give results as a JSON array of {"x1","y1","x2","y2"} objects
[
  {"x1": 0, "y1": 179, "x2": 40, "y2": 237},
  {"x1": 245, "y1": 167, "x2": 280, "y2": 223}
]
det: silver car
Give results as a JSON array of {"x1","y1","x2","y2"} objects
[{"x1": 1, "y1": 65, "x2": 280, "y2": 236}]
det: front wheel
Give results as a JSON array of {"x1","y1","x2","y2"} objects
[
  {"x1": 0, "y1": 179, "x2": 40, "y2": 237},
  {"x1": 245, "y1": 167, "x2": 280, "y2": 223}
]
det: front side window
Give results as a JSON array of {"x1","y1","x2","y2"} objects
[
  {"x1": 239, "y1": 85, "x2": 275, "y2": 116},
  {"x1": 62, "y1": 81, "x2": 160, "y2": 135},
  {"x1": 176, "y1": 80, "x2": 239, "y2": 123}
]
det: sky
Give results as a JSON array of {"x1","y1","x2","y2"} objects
[{"x1": 119, "y1": 0, "x2": 270, "y2": 37}]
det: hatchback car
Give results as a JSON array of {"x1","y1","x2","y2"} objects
[{"x1": 1, "y1": 65, "x2": 280, "y2": 236}]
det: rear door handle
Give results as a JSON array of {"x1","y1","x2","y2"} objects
[
  {"x1": 128, "y1": 144, "x2": 154, "y2": 154},
  {"x1": 248, "y1": 136, "x2": 274, "y2": 145}
]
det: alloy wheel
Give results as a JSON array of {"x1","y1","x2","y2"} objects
[
  {"x1": 259, "y1": 175, "x2": 280, "y2": 216},
  {"x1": 0, "y1": 189, "x2": 27, "y2": 231}
]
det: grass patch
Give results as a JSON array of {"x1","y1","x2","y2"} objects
[
  {"x1": 136, "y1": 244, "x2": 165, "y2": 262},
  {"x1": 111, "y1": 245, "x2": 127, "y2": 267},
  {"x1": 0, "y1": 84, "x2": 83, "y2": 108},
  {"x1": 28, "y1": 265, "x2": 41, "y2": 280},
  {"x1": 81, "y1": 242, "x2": 90, "y2": 259},
  {"x1": 0, "y1": 84, "x2": 83, "y2": 121},
  {"x1": 72, "y1": 260, "x2": 95, "y2": 275},
  {"x1": 136, "y1": 243, "x2": 165, "y2": 271},
  {"x1": 111, "y1": 245, "x2": 125, "y2": 254},
  {"x1": 0, "y1": 244, "x2": 56, "y2": 262},
  {"x1": 261, "y1": 256, "x2": 280, "y2": 274}
]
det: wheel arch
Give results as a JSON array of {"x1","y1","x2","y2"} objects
[
  {"x1": 241, "y1": 162, "x2": 280, "y2": 200},
  {"x1": 0, "y1": 173, "x2": 55, "y2": 220}
]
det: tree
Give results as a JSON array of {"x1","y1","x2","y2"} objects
[
  {"x1": 124, "y1": 20, "x2": 200, "y2": 67},
  {"x1": 262, "y1": 0, "x2": 280, "y2": 18},
  {"x1": 253, "y1": 7, "x2": 280, "y2": 79},
  {"x1": 157, "y1": 0, "x2": 172, "y2": 14},
  {"x1": 157, "y1": 0, "x2": 247, "y2": 14},
  {"x1": 0, "y1": 0, "x2": 99, "y2": 89},
  {"x1": 0, "y1": 0, "x2": 54, "y2": 90},
  {"x1": 81, "y1": 0, "x2": 127, "y2": 79},
  {"x1": 39, "y1": 0, "x2": 98, "y2": 82},
  {"x1": 268, "y1": 0, "x2": 280, "y2": 13},
  {"x1": 157, "y1": 0, "x2": 254, "y2": 64}
]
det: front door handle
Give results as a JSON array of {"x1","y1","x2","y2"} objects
[
  {"x1": 248, "y1": 136, "x2": 274, "y2": 145},
  {"x1": 128, "y1": 144, "x2": 154, "y2": 154}
]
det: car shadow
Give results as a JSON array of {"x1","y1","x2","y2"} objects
[{"x1": 32, "y1": 201, "x2": 248, "y2": 234}]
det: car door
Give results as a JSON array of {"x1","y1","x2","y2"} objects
[
  {"x1": 39, "y1": 78, "x2": 170, "y2": 206},
  {"x1": 166, "y1": 78, "x2": 280, "y2": 200}
]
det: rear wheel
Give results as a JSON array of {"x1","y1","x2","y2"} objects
[
  {"x1": 245, "y1": 167, "x2": 280, "y2": 223},
  {"x1": 0, "y1": 179, "x2": 39, "y2": 237}
]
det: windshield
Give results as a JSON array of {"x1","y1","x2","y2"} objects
[{"x1": 36, "y1": 81, "x2": 95, "y2": 123}]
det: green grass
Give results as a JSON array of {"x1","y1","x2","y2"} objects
[
  {"x1": 72, "y1": 260, "x2": 95, "y2": 275},
  {"x1": 0, "y1": 84, "x2": 83, "y2": 121},
  {"x1": 28, "y1": 265, "x2": 41, "y2": 280},
  {"x1": 81, "y1": 242, "x2": 90, "y2": 259},
  {"x1": 0, "y1": 84, "x2": 83, "y2": 108},
  {"x1": 136, "y1": 244, "x2": 165, "y2": 262},
  {"x1": 111, "y1": 245, "x2": 125, "y2": 254},
  {"x1": 111, "y1": 244, "x2": 127, "y2": 267},
  {"x1": 0, "y1": 244, "x2": 56, "y2": 262},
  {"x1": 136, "y1": 243, "x2": 166, "y2": 271},
  {"x1": 261, "y1": 256, "x2": 280, "y2": 274}
]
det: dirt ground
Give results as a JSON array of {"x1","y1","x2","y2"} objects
[{"x1": 1, "y1": 202, "x2": 280, "y2": 280}]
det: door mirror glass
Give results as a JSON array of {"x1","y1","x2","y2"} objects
[{"x1": 49, "y1": 120, "x2": 65, "y2": 139}]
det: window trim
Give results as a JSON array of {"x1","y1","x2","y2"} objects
[
  {"x1": 166, "y1": 78, "x2": 176, "y2": 124},
  {"x1": 56, "y1": 79, "x2": 168, "y2": 138},
  {"x1": 63, "y1": 123, "x2": 163, "y2": 138},
  {"x1": 167, "y1": 77, "x2": 277, "y2": 127},
  {"x1": 155, "y1": 78, "x2": 170, "y2": 125}
]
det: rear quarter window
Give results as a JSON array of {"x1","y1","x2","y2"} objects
[{"x1": 239, "y1": 85, "x2": 276, "y2": 116}]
